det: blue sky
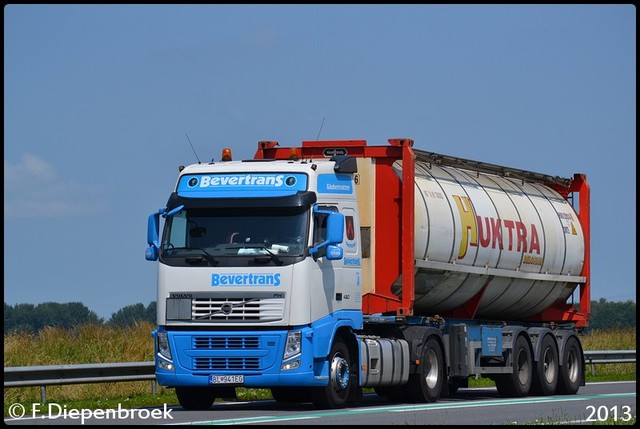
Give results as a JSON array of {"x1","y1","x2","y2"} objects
[{"x1": 4, "y1": 5, "x2": 636, "y2": 320}]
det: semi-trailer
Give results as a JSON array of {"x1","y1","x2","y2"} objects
[{"x1": 146, "y1": 138, "x2": 589, "y2": 409}]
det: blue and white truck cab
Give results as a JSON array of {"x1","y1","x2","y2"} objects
[{"x1": 146, "y1": 150, "x2": 364, "y2": 409}]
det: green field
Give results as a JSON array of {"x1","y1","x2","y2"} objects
[{"x1": 4, "y1": 323, "x2": 636, "y2": 417}]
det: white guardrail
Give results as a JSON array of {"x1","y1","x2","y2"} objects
[
  {"x1": 4, "y1": 361, "x2": 157, "y2": 403},
  {"x1": 3, "y1": 350, "x2": 636, "y2": 403}
]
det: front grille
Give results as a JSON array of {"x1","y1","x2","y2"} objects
[
  {"x1": 194, "y1": 357, "x2": 260, "y2": 370},
  {"x1": 193, "y1": 336, "x2": 260, "y2": 350},
  {"x1": 192, "y1": 297, "x2": 284, "y2": 322}
]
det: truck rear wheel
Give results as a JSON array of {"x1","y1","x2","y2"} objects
[
  {"x1": 495, "y1": 334, "x2": 532, "y2": 397},
  {"x1": 311, "y1": 337, "x2": 353, "y2": 409},
  {"x1": 557, "y1": 336, "x2": 582, "y2": 395},
  {"x1": 531, "y1": 334, "x2": 559, "y2": 396},
  {"x1": 176, "y1": 386, "x2": 217, "y2": 410},
  {"x1": 404, "y1": 336, "x2": 444, "y2": 403}
]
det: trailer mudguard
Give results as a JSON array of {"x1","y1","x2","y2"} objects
[{"x1": 397, "y1": 325, "x2": 445, "y2": 373}]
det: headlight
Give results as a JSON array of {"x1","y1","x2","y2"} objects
[
  {"x1": 281, "y1": 359, "x2": 300, "y2": 371},
  {"x1": 283, "y1": 331, "x2": 302, "y2": 360},
  {"x1": 157, "y1": 331, "x2": 172, "y2": 361}
]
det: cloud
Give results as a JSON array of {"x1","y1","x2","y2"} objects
[{"x1": 4, "y1": 153, "x2": 109, "y2": 218}]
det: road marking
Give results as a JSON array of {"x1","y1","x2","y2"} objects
[
  {"x1": 180, "y1": 415, "x2": 318, "y2": 425},
  {"x1": 183, "y1": 392, "x2": 636, "y2": 425}
]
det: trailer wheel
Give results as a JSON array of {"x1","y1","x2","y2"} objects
[
  {"x1": 404, "y1": 336, "x2": 444, "y2": 403},
  {"x1": 531, "y1": 334, "x2": 559, "y2": 396},
  {"x1": 495, "y1": 334, "x2": 532, "y2": 397},
  {"x1": 311, "y1": 337, "x2": 353, "y2": 409},
  {"x1": 271, "y1": 387, "x2": 312, "y2": 403},
  {"x1": 557, "y1": 336, "x2": 582, "y2": 395},
  {"x1": 176, "y1": 386, "x2": 217, "y2": 410}
]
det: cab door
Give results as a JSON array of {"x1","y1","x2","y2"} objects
[{"x1": 309, "y1": 204, "x2": 361, "y2": 318}]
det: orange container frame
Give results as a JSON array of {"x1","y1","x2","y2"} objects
[{"x1": 255, "y1": 138, "x2": 590, "y2": 328}]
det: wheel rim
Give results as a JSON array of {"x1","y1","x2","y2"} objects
[
  {"x1": 425, "y1": 348, "x2": 440, "y2": 389},
  {"x1": 516, "y1": 348, "x2": 530, "y2": 385},
  {"x1": 542, "y1": 347, "x2": 557, "y2": 384},
  {"x1": 566, "y1": 347, "x2": 579, "y2": 383},
  {"x1": 330, "y1": 354, "x2": 350, "y2": 391}
]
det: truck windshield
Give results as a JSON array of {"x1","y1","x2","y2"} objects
[{"x1": 160, "y1": 205, "x2": 309, "y2": 266}]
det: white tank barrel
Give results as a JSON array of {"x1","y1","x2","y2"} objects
[{"x1": 392, "y1": 158, "x2": 586, "y2": 321}]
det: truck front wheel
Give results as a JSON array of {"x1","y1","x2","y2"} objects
[
  {"x1": 175, "y1": 386, "x2": 217, "y2": 410},
  {"x1": 311, "y1": 337, "x2": 353, "y2": 409},
  {"x1": 404, "y1": 336, "x2": 444, "y2": 403}
]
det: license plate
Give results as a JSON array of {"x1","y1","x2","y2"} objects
[{"x1": 209, "y1": 375, "x2": 244, "y2": 385}]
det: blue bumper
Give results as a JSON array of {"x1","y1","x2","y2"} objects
[{"x1": 153, "y1": 311, "x2": 362, "y2": 388}]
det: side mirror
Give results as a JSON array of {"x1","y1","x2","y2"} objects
[
  {"x1": 145, "y1": 246, "x2": 159, "y2": 261},
  {"x1": 325, "y1": 212, "x2": 344, "y2": 245},
  {"x1": 145, "y1": 205, "x2": 183, "y2": 262},
  {"x1": 325, "y1": 245, "x2": 343, "y2": 261},
  {"x1": 146, "y1": 210, "x2": 162, "y2": 261},
  {"x1": 310, "y1": 209, "x2": 344, "y2": 260}
]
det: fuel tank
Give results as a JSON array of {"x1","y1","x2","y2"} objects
[{"x1": 393, "y1": 159, "x2": 586, "y2": 321}]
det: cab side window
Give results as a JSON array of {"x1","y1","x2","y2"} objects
[{"x1": 313, "y1": 205, "x2": 339, "y2": 247}]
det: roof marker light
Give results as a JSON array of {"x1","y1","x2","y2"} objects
[{"x1": 289, "y1": 148, "x2": 300, "y2": 160}]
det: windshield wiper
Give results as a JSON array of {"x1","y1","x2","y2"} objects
[
  {"x1": 168, "y1": 247, "x2": 219, "y2": 266},
  {"x1": 228, "y1": 244, "x2": 284, "y2": 265}
]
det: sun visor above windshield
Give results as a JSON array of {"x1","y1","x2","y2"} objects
[
  {"x1": 166, "y1": 190, "x2": 317, "y2": 210},
  {"x1": 177, "y1": 173, "x2": 308, "y2": 198}
]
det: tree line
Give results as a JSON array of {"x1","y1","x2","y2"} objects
[
  {"x1": 3, "y1": 301, "x2": 156, "y2": 333},
  {"x1": 3, "y1": 298, "x2": 636, "y2": 334}
]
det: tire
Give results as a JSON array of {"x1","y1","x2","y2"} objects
[
  {"x1": 271, "y1": 387, "x2": 312, "y2": 403},
  {"x1": 175, "y1": 386, "x2": 217, "y2": 410},
  {"x1": 495, "y1": 334, "x2": 533, "y2": 397},
  {"x1": 531, "y1": 334, "x2": 559, "y2": 396},
  {"x1": 557, "y1": 336, "x2": 583, "y2": 395},
  {"x1": 403, "y1": 337, "x2": 444, "y2": 403},
  {"x1": 311, "y1": 337, "x2": 354, "y2": 409}
]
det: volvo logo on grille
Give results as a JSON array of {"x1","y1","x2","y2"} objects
[{"x1": 220, "y1": 303, "x2": 234, "y2": 315}]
